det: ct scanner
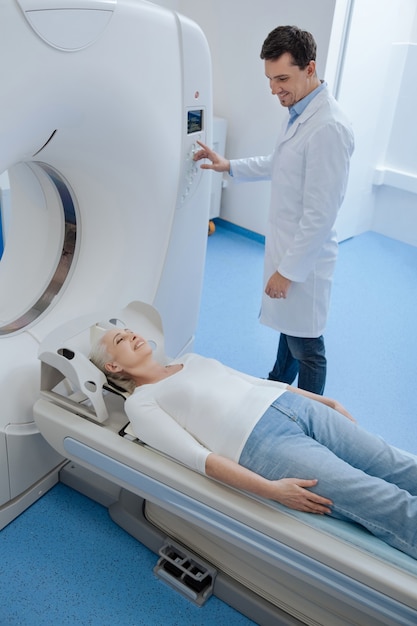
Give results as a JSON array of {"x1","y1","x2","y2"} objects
[
  {"x1": 1, "y1": 3, "x2": 417, "y2": 626},
  {"x1": 0, "y1": 0, "x2": 211, "y2": 524}
]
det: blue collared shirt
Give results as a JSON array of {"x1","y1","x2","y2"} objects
[{"x1": 287, "y1": 80, "x2": 327, "y2": 128}]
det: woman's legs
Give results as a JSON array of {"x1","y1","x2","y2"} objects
[{"x1": 239, "y1": 392, "x2": 417, "y2": 558}]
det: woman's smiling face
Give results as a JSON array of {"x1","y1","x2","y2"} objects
[{"x1": 102, "y1": 328, "x2": 152, "y2": 374}]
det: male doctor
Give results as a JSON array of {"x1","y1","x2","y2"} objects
[{"x1": 194, "y1": 25, "x2": 354, "y2": 395}]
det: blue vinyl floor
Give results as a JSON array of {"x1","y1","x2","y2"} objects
[{"x1": 1, "y1": 223, "x2": 416, "y2": 625}]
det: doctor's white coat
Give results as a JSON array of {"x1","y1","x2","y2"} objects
[{"x1": 230, "y1": 86, "x2": 354, "y2": 338}]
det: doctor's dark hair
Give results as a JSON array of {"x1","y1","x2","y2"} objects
[{"x1": 260, "y1": 25, "x2": 317, "y2": 69}]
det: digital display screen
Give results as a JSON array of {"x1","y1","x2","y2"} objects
[{"x1": 187, "y1": 109, "x2": 203, "y2": 134}]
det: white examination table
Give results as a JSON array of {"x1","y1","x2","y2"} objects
[{"x1": 34, "y1": 302, "x2": 417, "y2": 626}]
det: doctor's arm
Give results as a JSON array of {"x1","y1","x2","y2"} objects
[
  {"x1": 194, "y1": 141, "x2": 274, "y2": 181},
  {"x1": 205, "y1": 453, "x2": 333, "y2": 514}
]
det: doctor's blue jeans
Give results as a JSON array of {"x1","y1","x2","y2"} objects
[
  {"x1": 268, "y1": 333, "x2": 326, "y2": 395},
  {"x1": 239, "y1": 391, "x2": 417, "y2": 559}
]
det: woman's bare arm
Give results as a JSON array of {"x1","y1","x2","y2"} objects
[
  {"x1": 205, "y1": 453, "x2": 332, "y2": 514},
  {"x1": 286, "y1": 386, "x2": 356, "y2": 422}
]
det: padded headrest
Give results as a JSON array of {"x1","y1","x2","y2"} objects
[{"x1": 38, "y1": 301, "x2": 167, "y2": 422}]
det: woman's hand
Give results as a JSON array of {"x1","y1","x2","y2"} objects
[{"x1": 268, "y1": 478, "x2": 332, "y2": 514}]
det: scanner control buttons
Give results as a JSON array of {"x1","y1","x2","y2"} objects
[{"x1": 179, "y1": 136, "x2": 202, "y2": 207}]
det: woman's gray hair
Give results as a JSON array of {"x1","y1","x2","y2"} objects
[{"x1": 89, "y1": 336, "x2": 136, "y2": 395}]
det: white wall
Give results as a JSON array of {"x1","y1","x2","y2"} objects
[
  {"x1": 370, "y1": 41, "x2": 417, "y2": 246},
  {"x1": 333, "y1": 0, "x2": 417, "y2": 244}
]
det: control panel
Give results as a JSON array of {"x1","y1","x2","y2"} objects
[{"x1": 177, "y1": 108, "x2": 206, "y2": 208}]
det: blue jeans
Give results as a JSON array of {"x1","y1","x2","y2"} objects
[
  {"x1": 268, "y1": 333, "x2": 326, "y2": 395},
  {"x1": 239, "y1": 391, "x2": 417, "y2": 559}
]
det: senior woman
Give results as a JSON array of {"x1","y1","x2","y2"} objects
[{"x1": 90, "y1": 328, "x2": 417, "y2": 559}]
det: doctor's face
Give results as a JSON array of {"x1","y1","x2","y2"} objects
[
  {"x1": 265, "y1": 53, "x2": 317, "y2": 108},
  {"x1": 102, "y1": 328, "x2": 152, "y2": 373}
]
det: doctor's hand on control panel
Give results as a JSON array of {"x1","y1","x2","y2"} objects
[
  {"x1": 193, "y1": 140, "x2": 230, "y2": 173},
  {"x1": 194, "y1": 25, "x2": 354, "y2": 397}
]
